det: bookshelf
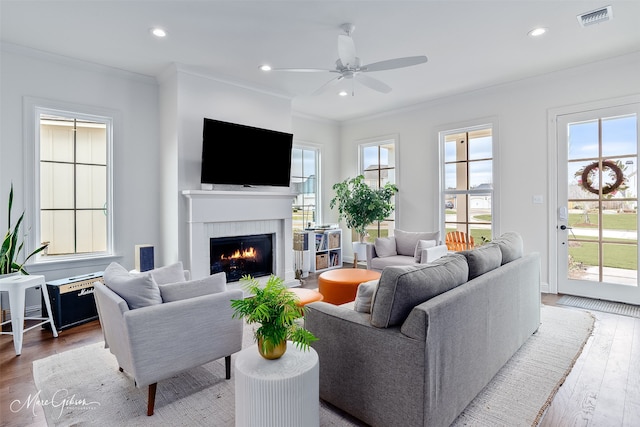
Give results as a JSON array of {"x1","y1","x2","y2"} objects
[{"x1": 307, "y1": 229, "x2": 342, "y2": 272}]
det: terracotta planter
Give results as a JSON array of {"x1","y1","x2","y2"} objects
[{"x1": 257, "y1": 337, "x2": 287, "y2": 360}]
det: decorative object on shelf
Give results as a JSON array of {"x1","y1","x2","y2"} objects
[
  {"x1": 231, "y1": 275, "x2": 317, "y2": 360},
  {"x1": 330, "y1": 175, "x2": 398, "y2": 264},
  {"x1": 575, "y1": 159, "x2": 628, "y2": 196},
  {"x1": 1, "y1": 183, "x2": 48, "y2": 275}
]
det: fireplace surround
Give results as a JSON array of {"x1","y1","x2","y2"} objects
[{"x1": 182, "y1": 190, "x2": 296, "y2": 290}]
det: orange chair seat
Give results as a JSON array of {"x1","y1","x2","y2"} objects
[
  {"x1": 318, "y1": 268, "x2": 381, "y2": 305},
  {"x1": 288, "y1": 287, "x2": 324, "y2": 306}
]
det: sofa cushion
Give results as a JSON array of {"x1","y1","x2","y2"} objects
[
  {"x1": 159, "y1": 272, "x2": 227, "y2": 302},
  {"x1": 374, "y1": 236, "x2": 397, "y2": 257},
  {"x1": 370, "y1": 255, "x2": 419, "y2": 271},
  {"x1": 370, "y1": 254, "x2": 468, "y2": 328},
  {"x1": 353, "y1": 279, "x2": 379, "y2": 313},
  {"x1": 394, "y1": 229, "x2": 440, "y2": 256},
  {"x1": 146, "y1": 261, "x2": 187, "y2": 285},
  {"x1": 492, "y1": 232, "x2": 524, "y2": 264},
  {"x1": 459, "y1": 243, "x2": 502, "y2": 280},
  {"x1": 103, "y1": 262, "x2": 162, "y2": 309},
  {"x1": 414, "y1": 239, "x2": 436, "y2": 262}
]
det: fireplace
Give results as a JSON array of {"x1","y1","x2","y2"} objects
[
  {"x1": 210, "y1": 233, "x2": 274, "y2": 282},
  {"x1": 182, "y1": 190, "x2": 296, "y2": 289}
]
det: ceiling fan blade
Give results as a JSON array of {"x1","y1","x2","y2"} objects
[
  {"x1": 355, "y1": 74, "x2": 392, "y2": 94},
  {"x1": 363, "y1": 55, "x2": 428, "y2": 72},
  {"x1": 311, "y1": 75, "x2": 344, "y2": 96},
  {"x1": 338, "y1": 34, "x2": 357, "y2": 68},
  {"x1": 271, "y1": 68, "x2": 337, "y2": 73}
]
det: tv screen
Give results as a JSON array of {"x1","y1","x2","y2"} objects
[{"x1": 201, "y1": 118, "x2": 293, "y2": 187}]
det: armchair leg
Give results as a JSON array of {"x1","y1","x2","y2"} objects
[
  {"x1": 225, "y1": 355, "x2": 231, "y2": 379},
  {"x1": 147, "y1": 383, "x2": 157, "y2": 416}
]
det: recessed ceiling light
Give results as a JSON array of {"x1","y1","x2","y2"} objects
[
  {"x1": 338, "y1": 91, "x2": 348, "y2": 97},
  {"x1": 528, "y1": 27, "x2": 547, "y2": 37},
  {"x1": 151, "y1": 27, "x2": 167, "y2": 38},
  {"x1": 259, "y1": 64, "x2": 272, "y2": 72}
]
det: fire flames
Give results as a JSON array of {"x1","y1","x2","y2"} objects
[{"x1": 221, "y1": 247, "x2": 257, "y2": 260}]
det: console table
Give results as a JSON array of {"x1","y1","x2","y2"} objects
[
  {"x1": 0, "y1": 274, "x2": 58, "y2": 355},
  {"x1": 235, "y1": 342, "x2": 319, "y2": 427}
]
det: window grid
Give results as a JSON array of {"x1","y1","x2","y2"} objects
[
  {"x1": 442, "y1": 128, "x2": 493, "y2": 248},
  {"x1": 39, "y1": 113, "x2": 109, "y2": 257},
  {"x1": 360, "y1": 141, "x2": 396, "y2": 240}
]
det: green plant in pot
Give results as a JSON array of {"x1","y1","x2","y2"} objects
[
  {"x1": 231, "y1": 275, "x2": 317, "y2": 360},
  {"x1": 1, "y1": 184, "x2": 48, "y2": 276},
  {"x1": 330, "y1": 175, "x2": 398, "y2": 262}
]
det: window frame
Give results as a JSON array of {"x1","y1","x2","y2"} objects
[
  {"x1": 23, "y1": 97, "x2": 116, "y2": 269},
  {"x1": 438, "y1": 119, "x2": 500, "y2": 243},
  {"x1": 291, "y1": 141, "x2": 321, "y2": 230},
  {"x1": 358, "y1": 135, "x2": 398, "y2": 239}
]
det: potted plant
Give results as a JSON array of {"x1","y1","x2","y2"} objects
[
  {"x1": 231, "y1": 275, "x2": 317, "y2": 360},
  {"x1": 1, "y1": 184, "x2": 49, "y2": 276},
  {"x1": 330, "y1": 175, "x2": 398, "y2": 262}
]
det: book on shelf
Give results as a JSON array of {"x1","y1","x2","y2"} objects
[{"x1": 315, "y1": 233, "x2": 327, "y2": 251}]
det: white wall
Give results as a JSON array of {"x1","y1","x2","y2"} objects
[
  {"x1": 157, "y1": 65, "x2": 294, "y2": 269},
  {"x1": 339, "y1": 51, "x2": 640, "y2": 289},
  {"x1": 0, "y1": 44, "x2": 161, "y2": 308}
]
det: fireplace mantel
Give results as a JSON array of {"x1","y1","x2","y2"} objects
[{"x1": 182, "y1": 190, "x2": 296, "y2": 288}]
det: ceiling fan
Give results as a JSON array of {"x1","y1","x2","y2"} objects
[{"x1": 266, "y1": 23, "x2": 428, "y2": 96}]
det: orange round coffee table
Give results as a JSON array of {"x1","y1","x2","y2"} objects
[
  {"x1": 318, "y1": 268, "x2": 381, "y2": 305},
  {"x1": 288, "y1": 287, "x2": 324, "y2": 306}
]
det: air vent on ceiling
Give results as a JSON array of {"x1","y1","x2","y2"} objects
[{"x1": 577, "y1": 5, "x2": 613, "y2": 27}]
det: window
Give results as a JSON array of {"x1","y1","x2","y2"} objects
[
  {"x1": 360, "y1": 139, "x2": 396, "y2": 239},
  {"x1": 36, "y1": 108, "x2": 112, "y2": 259},
  {"x1": 291, "y1": 145, "x2": 319, "y2": 231},
  {"x1": 441, "y1": 125, "x2": 493, "y2": 248}
]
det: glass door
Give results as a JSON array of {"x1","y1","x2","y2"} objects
[{"x1": 557, "y1": 106, "x2": 639, "y2": 304}]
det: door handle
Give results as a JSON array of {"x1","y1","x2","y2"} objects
[{"x1": 560, "y1": 225, "x2": 569, "y2": 230}]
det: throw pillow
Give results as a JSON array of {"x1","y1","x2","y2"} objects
[
  {"x1": 394, "y1": 229, "x2": 440, "y2": 256},
  {"x1": 459, "y1": 243, "x2": 502, "y2": 280},
  {"x1": 374, "y1": 236, "x2": 397, "y2": 257},
  {"x1": 146, "y1": 261, "x2": 187, "y2": 285},
  {"x1": 103, "y1": 262, "x2": 162, "y2": 309},
  {"x1": 370, "y1": 254, "x2": 468, "y2": 328},
  {"x1": 353, "y1": 279, "x2": 379, "y2": 313},
  {"x1": 159, "y1": 272, "x2": 227, "y2": 302},
  {"x1": 492, "y1": 232, "x2": 524, "y2": 264},
  {"x1": 413, "y1": 239, "x2": 436, "y2": 262}
]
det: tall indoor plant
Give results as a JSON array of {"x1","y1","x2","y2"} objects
[
  {"x1": 231, "y1": 275, "x2": 317, "y2": 359},
  {"x1": 1, "y1": 184, "x2": 48, "y2": 275},
  {"x1": 330, "y1": 175, "x2": 398, "y2": 262}
]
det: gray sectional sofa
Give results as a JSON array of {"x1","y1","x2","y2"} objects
[{"x1": 305, "y1": 232, "x2": 541, "y2": 427}]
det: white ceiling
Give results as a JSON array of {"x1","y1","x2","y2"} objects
[{"x1": 2, "y1": 1, "x2": 639, "y2": 122}]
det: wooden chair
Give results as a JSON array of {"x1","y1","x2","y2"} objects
[{"x1": 445, "y1": 231, "x2": 475, "y2": 251}]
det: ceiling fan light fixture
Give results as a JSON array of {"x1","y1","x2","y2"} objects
[
  {"x1": 259, "y1": 64, "x2": 272, "y2": 72},
  {"x1": 338, "y1": 90, "x2": 348, "y2": 97}
]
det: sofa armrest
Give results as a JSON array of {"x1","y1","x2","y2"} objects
[
  {"x1": 305, "y1": 301, "x2": 425, "y2": 426},
  {"x1": 420, "y1": 244, "x2": 448, "y2": 264},
  {"x1": 365, "y1": 243, "x2": 377, "y2": 270},
  {"x1": 123, "y1": 289, "x2": 244, "y2": 387}
]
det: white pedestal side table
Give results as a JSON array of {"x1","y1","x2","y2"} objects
[
  {"x1": 0, "y1": 274, "x2": 58, "y2": 355},
  {"x1": 235, "y1": 342, "x2": 319, "y2": 427}
]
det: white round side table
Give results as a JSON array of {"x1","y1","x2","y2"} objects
[{"x1": 235, "y1": 341, "x2": 319, "y2": 427}]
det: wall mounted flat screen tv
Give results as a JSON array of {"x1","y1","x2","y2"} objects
[{"x1": 201, "y1": 118, "x2": 293, "y2": 187}]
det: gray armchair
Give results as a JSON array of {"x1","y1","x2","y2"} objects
[{"x1": 94, "y1": 262, "x2": 243, "y2": 416}]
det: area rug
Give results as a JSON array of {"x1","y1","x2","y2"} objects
[
  {"x1": 32, "y1": 305, "x2": 593, "y2": 426},
  {"x1": 557, "y1": 294, "x2": 640, "y2": 319}
]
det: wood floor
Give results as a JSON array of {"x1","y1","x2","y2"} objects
[{"x1": 2, "y1": 274, "x2": 639, "y2": 426}]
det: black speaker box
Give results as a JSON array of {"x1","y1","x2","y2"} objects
[{"x1": 42, "y1": 272, "x2": 103, "y2": 331}]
